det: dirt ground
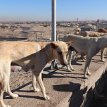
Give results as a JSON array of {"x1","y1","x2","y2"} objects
[{"x1": 0, "y1": 23, "x2": 74, "y2": 41}]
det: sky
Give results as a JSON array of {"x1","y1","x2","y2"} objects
[{"x1": 0, "y1": 0, "x2": 107, "y2": 21}]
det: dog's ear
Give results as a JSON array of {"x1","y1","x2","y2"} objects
[{"x1": 50, "y1": 43, "x2": 58, "y2": 49}]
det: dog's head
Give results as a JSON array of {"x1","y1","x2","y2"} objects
[{"x1": 50, "y1": 41, "x2": 68, "y2": 66}]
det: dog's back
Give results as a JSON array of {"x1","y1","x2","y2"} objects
[
  {"x1": 0, "y1": 41, "x2": 41, "y2": 61},
  {"x1": 63, "y1": 34, "x2": 101, "y2": 54}
]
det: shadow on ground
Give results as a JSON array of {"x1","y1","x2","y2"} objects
[{"x1": 53, "y1": 82, "x2": 80, "y2": 92}]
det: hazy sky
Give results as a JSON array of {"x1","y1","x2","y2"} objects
[{"x1": 0, "y1": 0, "x2": 107, "y2": 21}]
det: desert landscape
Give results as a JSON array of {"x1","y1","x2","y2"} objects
[{"x1": 0, "y1": 20, "x2": 107, "y2": 41}]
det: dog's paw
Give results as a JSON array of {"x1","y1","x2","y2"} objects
[
  {"x1": 101, "y1": 58, "x2": 105, "y2": 62},
  {"x1": 70, "y1": 67, "x2": 75, "y2": 71},
  {"x1": 67, "y1": 69, "x2": 72, "y2": 72},
  {"x1": 12, "y1": 93, "x2": 19, "y2": 98},
  {"x1": 84, "y1": 75, "x2": 88, "y2": 79},
  {"x1": 34, "y1": 88, "x2": 40, "y2": 92},
  {"x1": 6, "y1": 105, "x2": 11, "y2": 107},
  {"x1": 87, "y1": 71, "x2": 91, "y2": 76},
  {"x1": 3, "y1": 105, "x2": 11, "y2": 107},
  {"x1": 67, "y1": 66, "x2": 74, "y2": 72},
  {"x1": 44, "y1": 95, "x2": 50, "y2": 100}
]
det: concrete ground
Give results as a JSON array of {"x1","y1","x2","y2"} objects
[{"x1": 4, "y1": 52, "x2": 106, "y2": 107}]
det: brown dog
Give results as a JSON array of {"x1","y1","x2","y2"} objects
[{"x1": 0, "y1": 41, "x2": 68, "y2": 107}]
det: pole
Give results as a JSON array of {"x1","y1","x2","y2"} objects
[
  {"x1": 51, "y1": 0, "x2": 58, "y2": 70},
  {"x1": 51, "y1": 0, "x2": 56, "y2": 41}
]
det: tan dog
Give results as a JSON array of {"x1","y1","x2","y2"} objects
[
  {"x1": 0, "y1": 41, "x2": 68, "y2": 107},
  {"x1": 63, "y1": 34, "x2": 107, "y2": 79},
  {"x1": 14, "y1": 41, "x2": 68, "y2": 101},
  {"x1": 0, "y1": 41, "x2": 46, "y2": 107}
]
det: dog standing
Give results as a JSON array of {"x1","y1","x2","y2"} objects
[
  {"x1": 63, "y1": 34, "x2": 107, "y2": 79},
  {"x1": 0, "y1": 41, "x2": 42, "y2": 107},
  {"x1": 14, "y1": 41, "x2": 68, "y2": 101},
  {"x1": 0, "y1": 41, "x2": 68, "y2": 107}
]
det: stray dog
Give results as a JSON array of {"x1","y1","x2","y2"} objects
[
  {"x1": 14, "y1": 42, "x2": 68, "y2": 100},
  {"x1": 63, "y1": 34, "x2": 107, "y2": 79},
  {"x1": 0, "y1": 41, "x2": 68, "y2": 107},
  {"x1": 0, "y1": 41, "x2": 43, "y2": 107}
]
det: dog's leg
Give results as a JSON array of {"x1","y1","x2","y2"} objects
[
  {"x1": 0, "y1": 90, "x2": 4, "y2": 107},
  {"x1": 101, "y1": 48, "x2": 105, "y2": 62},
  {"x1": 67, "y1": 50, "x2": 74, "y2": 71},
  {"x1": 5, "y1": 65, "x2": 18, "y2": 98},
  {"x1": 37, "y1": 72, "x2": 50, "y2": 100},
  {"x1": 32, "y1": 71, "x2": 40, "y2": 92},
  {"x1": 66, "y1": 51, "x2": 71, "y2": 71},
  {"x1": 0, "y1": 90, "x2": 11, "y2": 107},
  {"x1": 0, "y1": 80, "x2": 11, "y2": 107},
  {"x1": 6, "y1": 82, "x2": 18, "y2": 98},
  {"x1": 84, "y1": 54, "x2": 92, "y2": 79}
]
